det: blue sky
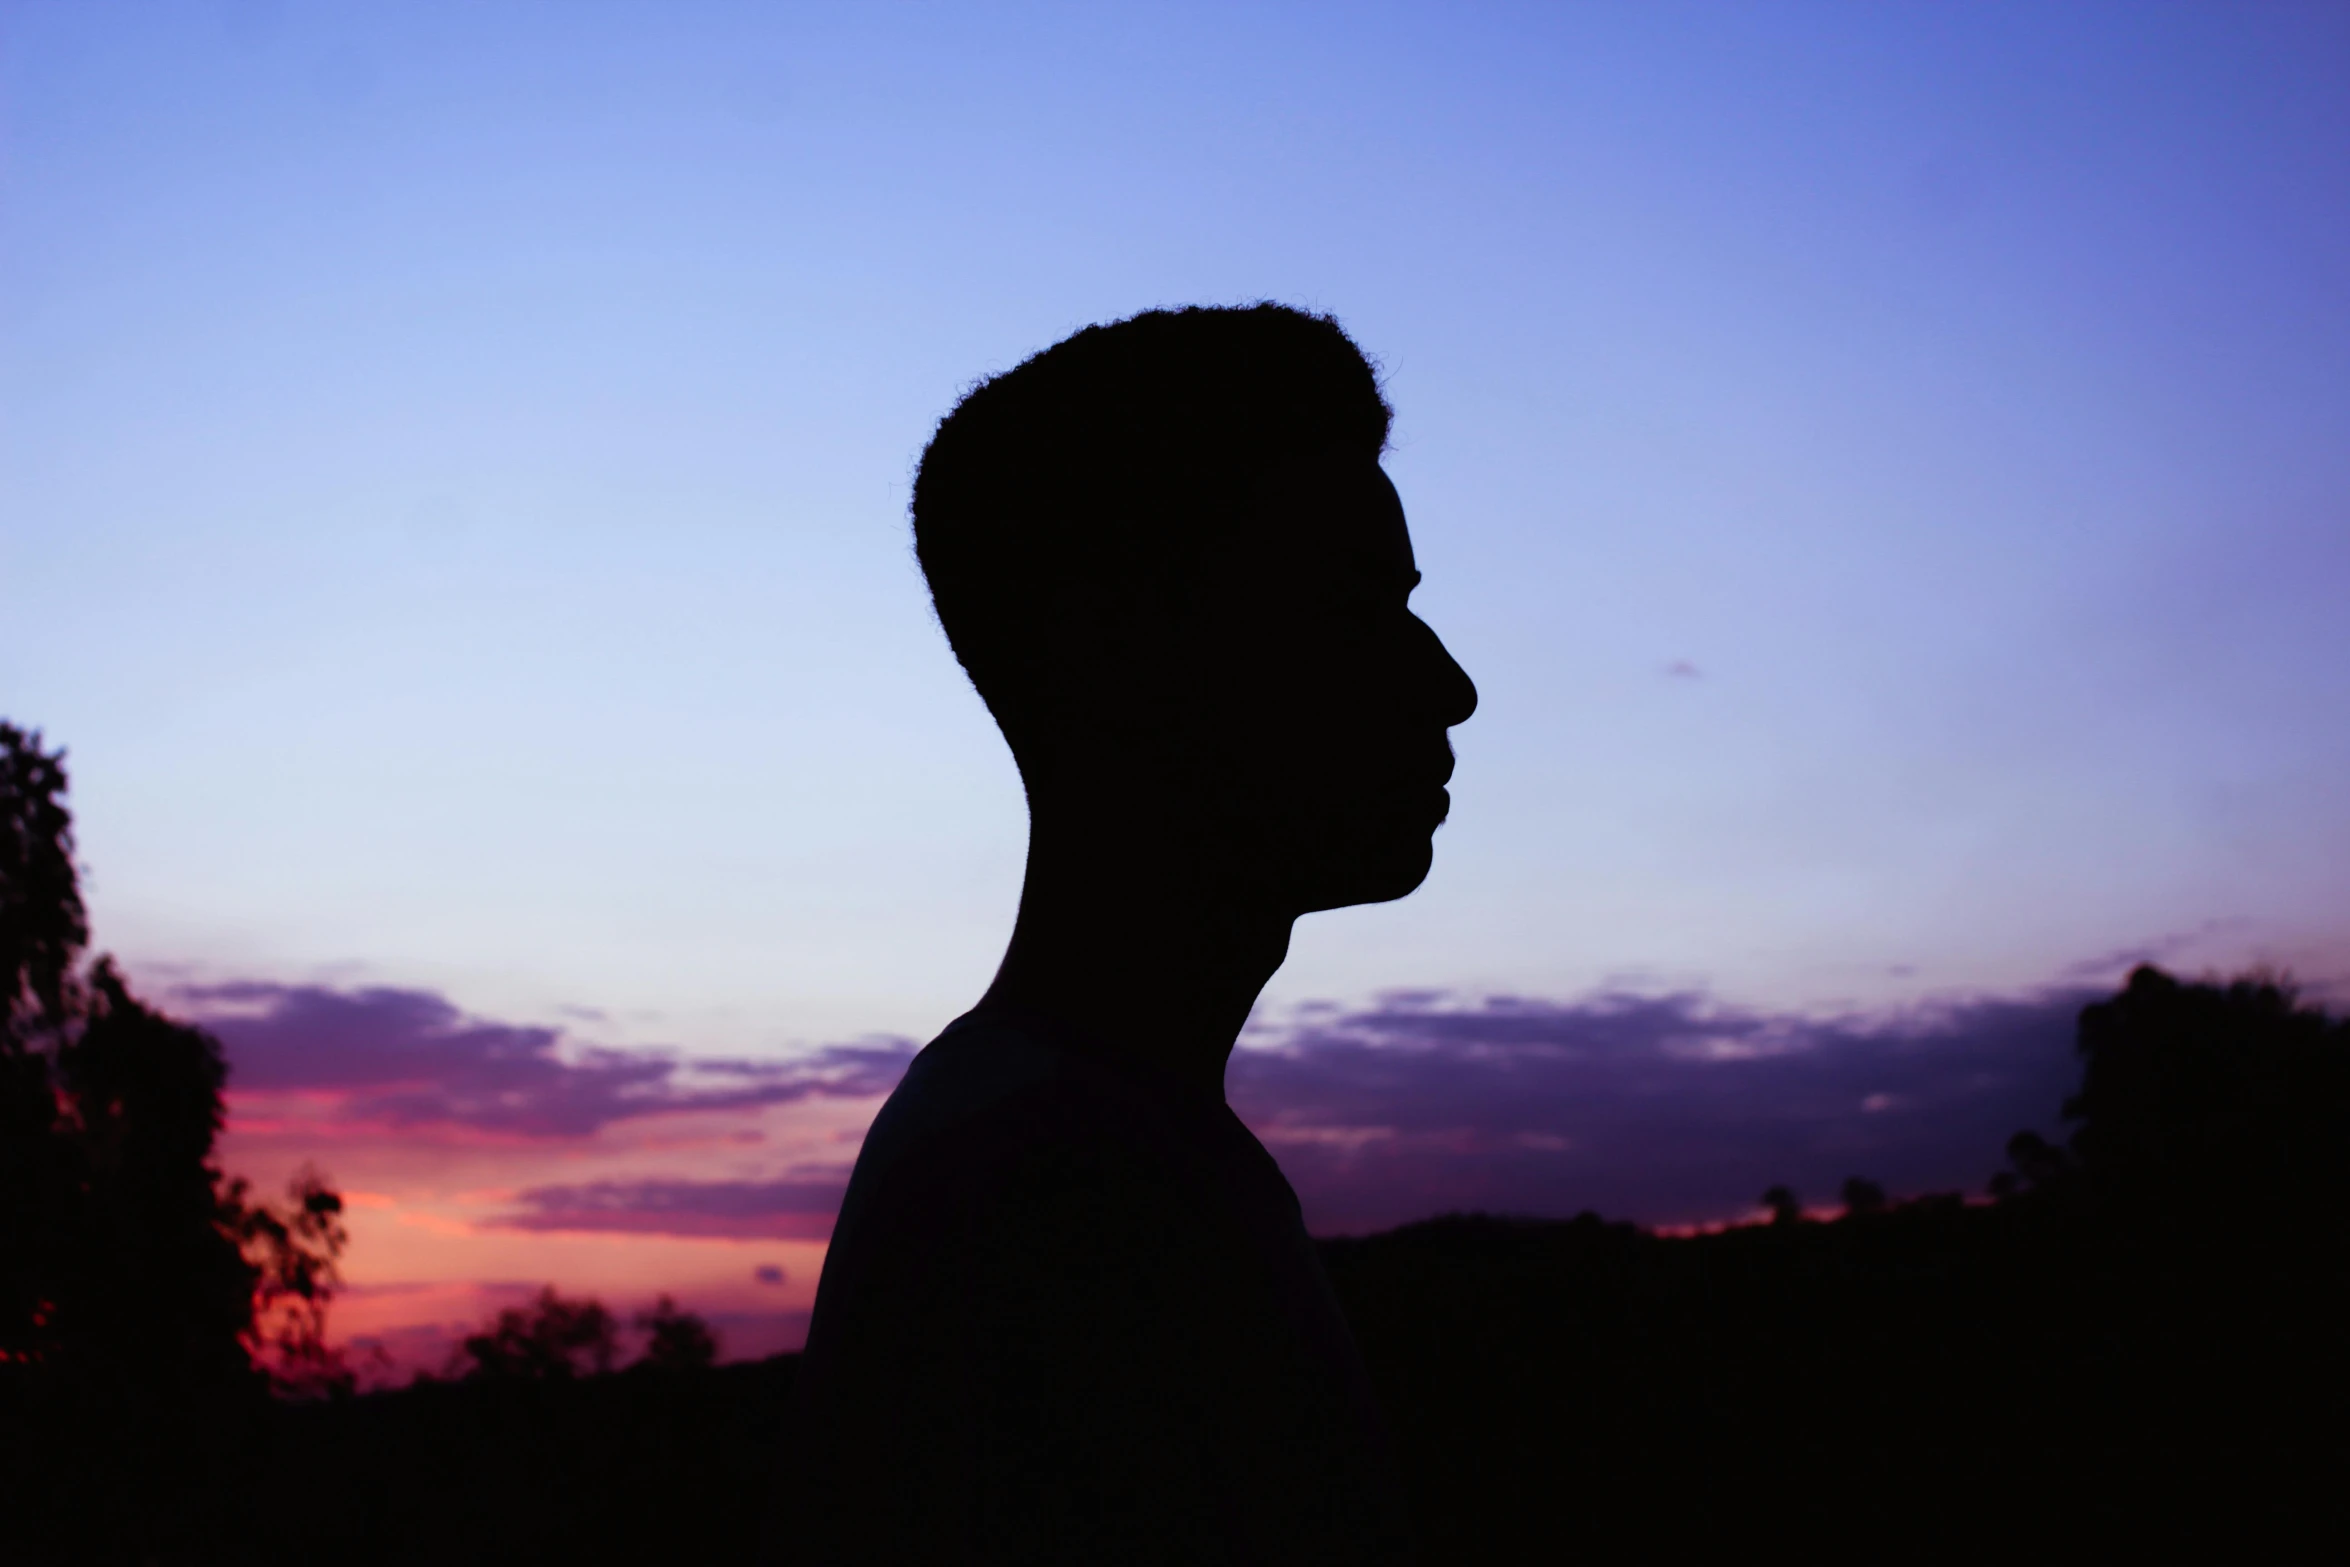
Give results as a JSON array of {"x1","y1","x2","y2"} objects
[{"x1": 7, "y1": 1, "x2": 2348, "y2": 1058}]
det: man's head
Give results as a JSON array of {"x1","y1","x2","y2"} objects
[{"x1": 914, "y1": 304, "x2": 1476, "y2": 916}]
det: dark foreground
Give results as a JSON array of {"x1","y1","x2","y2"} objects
[{"x1": 7, "y1": 1191, "x2": 2339, "y2": 1564}]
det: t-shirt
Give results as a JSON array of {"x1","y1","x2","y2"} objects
[{"x1": 783, "y1": 1009, "x2": 1412, "y2": 1565}]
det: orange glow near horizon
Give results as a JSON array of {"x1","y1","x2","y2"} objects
[{"x1": 220, "y1": 1083, "x2": 885, "y2": 1378}]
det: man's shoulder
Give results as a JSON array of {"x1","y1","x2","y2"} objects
[
  {"x1": 858, "y1": 1015, "x2": 1068, "y2": 1172},
  {"x1": 829, "y1": 1016, "x2": 1118, "y2": 1246},
  {"x1": 829, "y1": 1013, "x2": 1252, "y2": 1279}
]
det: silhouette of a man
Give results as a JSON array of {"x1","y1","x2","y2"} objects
[{"x1": 789, "y1": 305, "x2": 1476, "y2": 1564}]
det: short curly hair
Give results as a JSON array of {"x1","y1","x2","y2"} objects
[{"x1": 912, "y1": 303, "x2": 1391, "y2": 751}]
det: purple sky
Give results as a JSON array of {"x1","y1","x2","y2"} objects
[
  {"x1": 7, "y1": 4, "x2": 2345, "y2": 1044},
  {"x1": 3, "y1": 2, "x2": 2346, "y2": 1350}
]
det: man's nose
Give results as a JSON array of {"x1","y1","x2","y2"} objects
[{"x1": 1412, "y1": 616, "x2": 1477, "y2": 728}]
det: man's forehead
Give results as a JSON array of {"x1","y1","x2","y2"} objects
[{"x1": 1245, "y1": 452, "x2": 1416, "y2": 582}]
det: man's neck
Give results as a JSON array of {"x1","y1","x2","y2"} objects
[{"x1": 974, "y1": 817, "x2": 1293, "y2": 1100}]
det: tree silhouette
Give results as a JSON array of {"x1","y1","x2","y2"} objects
[
  {"x1": 1, "y1": 723, "x2": 82, "y2": 1362},
  {"x1": 51, "y1": 958, "x2": 257, "y2": 1396},
  {"x1": 2000, "y1": 1129, "x2": 2071, "y2": 1190},
  {"x1": 455, "y1": 1286, "x2": 622, "y2": 1380},
  {"x1": 635, "y1": 1294, "x2": 720, "y2": 1372},
  {"x1": 0, "y1": 719, "x2": 350, "y2": 1393},
  {"x1": 1994, "y1": 964, "x2": 2349, "y2": 1233},
  {"x1": 1, "y1": 722, "x2": 86, "y2": 1036},
  {"x1": 1838, "y1": 1176, "x2": 1886, "y2": 1217},
  {"x1": 448, "y1": 1288, "x2": 722, "y2": 1379},
  {"x1": 232, "y1": 1165, "x2": 354, "y2": 1395},
  {"x1": 2069, "y1": 964, "x2": 2345, "y2": 1217},
  {"x1": 1760, "y1": 1184, "x2": 1802, "y2": 1226}
]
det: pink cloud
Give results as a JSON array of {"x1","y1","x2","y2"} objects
[{"x1": 497, "y1": 1173, "x2": 853, "y2": 1240}]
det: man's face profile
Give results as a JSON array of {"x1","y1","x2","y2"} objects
[
  {"x1": 912, "y1": 305, "x2": 1476, "y2": 925},
  {"x1": 1178, "y1": 451, "x2": 1478, "y2": 918}
]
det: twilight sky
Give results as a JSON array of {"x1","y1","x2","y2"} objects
[{"x1": 4, "y1": 2, "x2": 2347, "y2": 1366}]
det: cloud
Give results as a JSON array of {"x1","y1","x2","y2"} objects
[
  {"x1": 1229, "y1": 987, "x2": 2093, "y2": 1231},
  {"x1": 196, "y1": 974, "x2": 2101, "y2": 1235},
  {"x1": 474, "y1": 986, "x2": 2092, "y2": 1238},
  {"x1": 497, "y1": 1173, "x2": 851, "y2": 1239},
  {"x1": 2054, "y1": 919, "x2": 2249, "y2": 982},
  {"x1": 189, "y1": 981, "x2": 913, "y2": 1137}
]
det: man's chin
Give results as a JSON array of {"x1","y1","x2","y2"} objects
[{"x1": 1295, "y1": 837, "x2": 1436, "y2": 915}]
